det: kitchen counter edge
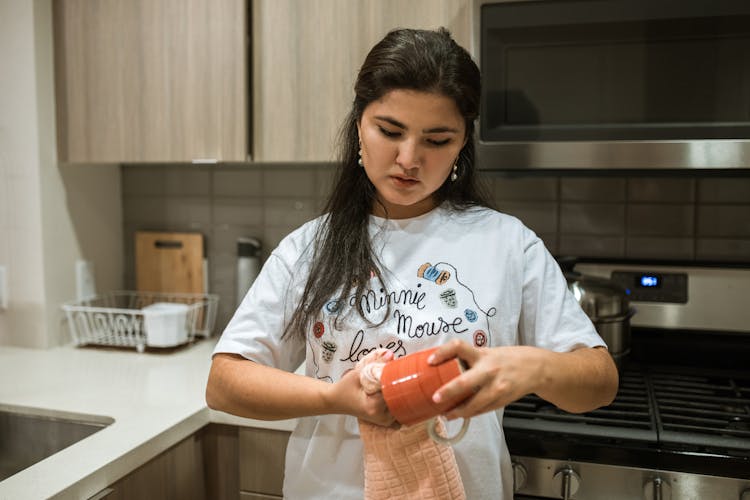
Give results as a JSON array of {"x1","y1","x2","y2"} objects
[{"x1": 0, "y1": 340, "x2": 296, "y2": 500}]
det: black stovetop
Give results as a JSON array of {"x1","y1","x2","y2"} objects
[{"x1": 503, "y1": 328, "x2": 750, "y2": 478}]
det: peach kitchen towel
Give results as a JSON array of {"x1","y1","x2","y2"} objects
[{"x1": 357, "y1": 349, "x2": 466, "y2": 500}]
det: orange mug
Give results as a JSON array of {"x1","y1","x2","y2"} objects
[{"x1": 380, "y1": 347, "x2": 473, "y2": 444}]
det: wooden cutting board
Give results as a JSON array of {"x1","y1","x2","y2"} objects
[{"x1": 135, "y1": 231, "x2": 205, "y2": 294}]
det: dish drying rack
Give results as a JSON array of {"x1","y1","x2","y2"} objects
[{"x1": 62, "y1": 291, "x2": 219, "y2": 352}]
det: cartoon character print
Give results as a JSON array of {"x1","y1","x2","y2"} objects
[
  {"x1": 473, "y1": 330, "x2": 488, "y2": 347},
  {"x1": 416, "y1": 262, "x2": 495, "y2": 348},
  {"x1": 308, "y1": 298, "x2": 343, "y2": 382},
  {"x1": 312, "y1": 316, "x2": 339, "y2": 363},
  {"x1": 418, "y1": 263, "x2": 451, "y2": 285}
]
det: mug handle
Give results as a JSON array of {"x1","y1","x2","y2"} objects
[{"x1": 427, "y1": 416, "x2": 470, "y2": 445}]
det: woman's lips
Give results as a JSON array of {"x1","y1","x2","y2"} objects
[{"x1": 391, "y1": 175, "x2": 419, "y2": 187}]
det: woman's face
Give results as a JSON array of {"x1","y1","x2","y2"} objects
[{"x1": 357, "y1": 89, "x2": 466, "y2": 219}]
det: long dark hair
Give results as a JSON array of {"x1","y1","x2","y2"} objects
[{"x1": 283, "y1": 27, "x2": 493, "y2": 340}]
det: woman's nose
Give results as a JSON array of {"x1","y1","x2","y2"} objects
[{"x1": 395, "y1": 139, "x2": 422, "y2": 169}]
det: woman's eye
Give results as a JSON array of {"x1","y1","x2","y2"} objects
[
  {"x1": 428, "y1": 138, "x2": 451, "y2": 147},
  {"x1": 378, "y1": 126, "x2": 400, "y2": 138}
]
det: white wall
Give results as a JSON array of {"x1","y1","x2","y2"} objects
[{"x1": 0, "y1": 0, "x2": 123, "y2": 348}]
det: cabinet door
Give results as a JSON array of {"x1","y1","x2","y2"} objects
[
  {"x1": 54, "y1": 0, "x2": 248, "y2": 163},
  {"x1": 91, "y1": 425, "x2": 239, "y2": 500},
  {"x1": 102, "y1": 433, "x2": 207, "y2": 500},
  {"x1": 238, "y1": 427, "x2": 289, "y2": 497},
  {"x1": 252, "y1": 0, "x2": 471, "y2": 162}
]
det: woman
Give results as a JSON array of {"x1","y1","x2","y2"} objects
[{"x1": 207, "y1": 27, "x2": 618, "y2": 499}]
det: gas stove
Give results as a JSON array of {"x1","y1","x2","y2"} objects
[{"x1": 503, "y1": 262, "x2": 750, "y2": 500}]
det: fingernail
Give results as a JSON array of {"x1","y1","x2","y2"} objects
[
  {"x1": 427, "y1": 354, "x2": 435, "y2": 364},
  {"x1": 432, "y1": 392, "x2": 442, "y2": 403}
]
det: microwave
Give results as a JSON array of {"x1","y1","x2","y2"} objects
[{"x1": 472, "y1": 0, "x2": 750, "y2": 170}]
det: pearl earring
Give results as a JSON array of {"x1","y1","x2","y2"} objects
[
  {"x1": 358, "y1": 149, "x2": 364, "y2": 167},
  {"x1": 450, "y1": 163, "x2": 458, "y2": 182}
]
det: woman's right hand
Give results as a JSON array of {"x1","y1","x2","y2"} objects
[{"x1": 325, "y1": 367, "x2": 396, "y2": 427}]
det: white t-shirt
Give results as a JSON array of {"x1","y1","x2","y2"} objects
[{"x1": 213, "y1": 204, "x2": 605, "y2": 500}]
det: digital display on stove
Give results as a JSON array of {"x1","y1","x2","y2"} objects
[
  {"x1": 611, "y1": 270, "x2": 688, "y2": 303},
  {"x1": 639, "y1": 275, "x2": 660, "y2": 287}
]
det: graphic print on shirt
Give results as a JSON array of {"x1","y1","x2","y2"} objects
[
  {"x1": 415, "y1": 262, "x2": 496, "y2": 349},
  {"x1": 307, "y1": 299, "x2": 343, "y2": 382},
  {"x1": 308, "y1": 261, "x2": 496, "y2": 381}
]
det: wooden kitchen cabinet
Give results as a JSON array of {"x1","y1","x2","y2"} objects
[
  {"x1": 53, "y1": 0, "x2": 470, "y2": 164},
  {"x1": 238, "y1": 427, "x2": 290, "y2": 498},
  {"x1": 95, "y1": 425, "x2": 239, "y2": 500},
  {"x1": 203, "y1": 424, "x2": 241, "y2": 500},
  {"x1": 97, "y1": 425, "x2": 289, "y2": 500},
  {"x1": 53, "y1": 0, "x2": 249, "y2": 163},
  {"x1": 251, "y1": 0, "x2": 472, "y2": 162},
  {"x1": 102, "y1": 431, "x2": 207, "y2": 500}
]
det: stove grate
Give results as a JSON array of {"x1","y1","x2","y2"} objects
[
  {"x1": 650, "y1": 369, "x2": 750, "y2": 449},
  {"x1": 504, "y1": 364, "x2": 750, "y2": 454},
  {"x1": 505, "y1": 367, "x2": 654, "y2": 431}
]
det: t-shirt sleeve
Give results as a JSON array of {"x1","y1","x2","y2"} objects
[
  {"x1": 212, "y1": 250, "x2": 306, "y2": 372},
  {"x1": 518, "y1": 227, "x2": 606, "y2": 352}
]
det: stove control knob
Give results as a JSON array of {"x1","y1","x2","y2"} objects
[
  {"x1": 643, "y1": 476, "x2": 671, "y2": 500},
  {"x1": 511, "y1": 461, "x2": 527, "y2": 493},
  {"x1": 553, "y1": 466, "x2": 580, "y2": 500}
]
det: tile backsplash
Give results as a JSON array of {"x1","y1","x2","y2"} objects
[
  {"x1": 122, "y1": 164, "x2": 331, "y2": 328},
  {"x1": 487, "y1": 174, "x2": 750, "y2": 262},
  {"x1": 122, "y1": 165, "x2": 750, "y2": 330}
]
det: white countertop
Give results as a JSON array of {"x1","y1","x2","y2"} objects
[{"x1": 0, "y1": 340, "x2": 296, "y2": 500}]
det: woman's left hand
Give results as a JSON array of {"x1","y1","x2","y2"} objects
[
  {"x1": 428, "y1": 339, "x2": 545, "y2": 420},
  {"x1": 429, "y1": 339, "x2": 618, "y2": 419}
]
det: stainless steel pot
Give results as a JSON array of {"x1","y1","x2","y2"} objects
[{"x1": 559, "y1": 259, "x2": 635, "y2": 368}]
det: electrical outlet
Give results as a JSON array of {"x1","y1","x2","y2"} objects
[
  {"x1": 0, "y1": 265, "x2": 7, "y2": 310},
  {"x1": 75, "y1": 260, "x2": 96, "y2": 301}
]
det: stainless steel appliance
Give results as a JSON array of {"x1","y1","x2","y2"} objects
[
  {"x1": 503, "y1": 261, "x2": 750, "y2": 499},
  {"x1": 562, "y1": 260, "x2": 635, "y2": 368},
  {"x1": 472, "y1": 0, "x2": 750, "y2": 170}
]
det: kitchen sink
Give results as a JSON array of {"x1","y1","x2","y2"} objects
[{"x1": 0, "y1": 404, "x2": 114, "y2": 481}]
